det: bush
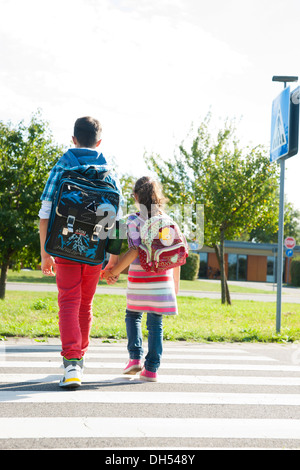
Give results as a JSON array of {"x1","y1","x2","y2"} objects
[
  {"x1": 180, "y1": 253, "x2": 200, "y2": 281},
  {"x1": 291, "y1": 257, "x2": 300, "y2": 287}
]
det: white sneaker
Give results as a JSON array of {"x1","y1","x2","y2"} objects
[{"x1": 59, "y1": 358, "x2": 84, "y2": 388}]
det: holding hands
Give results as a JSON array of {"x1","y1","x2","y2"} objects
[
  {"x1": 100, "y1": 254, "x2": 120, "y2": 285},
  {"x1": 100, "y1": 248, "x2": 139, "y2": 285},
  {"x1": 100, "y1": 268, "x2": 118, "y2": 284}
]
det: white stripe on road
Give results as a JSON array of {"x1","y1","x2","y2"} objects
[
  {"x1": 1, "y1": 373, "x2": 300, "y2": 386},
  {"x1": 1, "y1": 417, "x2": 300, "y2": 440},
  {"x1": 0, "y1": 352, "x2": 276, "y2": 361},
  {"x1": 0, "y1": 343, "x2": 253, "y2": 355},
  {"x1": 0, "y1": 345, "x2": 250, "y2": 353},
  {"x1": 0, "y1": 361, "x2": 298, "y2": 371},
  {"x1": 1, "y1": 390, "x2": 300, "y2": 406}
]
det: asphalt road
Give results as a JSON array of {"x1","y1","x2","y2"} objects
[{"x1": 1, "y1": 339, "x2": 300, "y2": 450}]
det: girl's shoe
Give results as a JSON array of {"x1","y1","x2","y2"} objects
[
  {"x1": 140, "y1": 367, "x2": 158, "y2": 382},
  {"x1": 123, "y1": 359, "x2": 143, "y2": 375},
  {"x1": 59, "y1": 357, "x2": 84, "y2": 388}
]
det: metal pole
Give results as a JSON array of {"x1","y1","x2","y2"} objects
[
  {"x1": 272, "y1": 76, "x2": 298, "y2": 334},
  {"x1": 276, "y1": 157, "x2": 285, "y2": 333}
]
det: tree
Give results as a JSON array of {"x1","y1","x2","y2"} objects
[
  {"x1": 0, "y1": 112, "x2": 63, "y2": 299},
  {"x1": 249, "y1": 198, "x2": 300, "y2": 244},
  {"x1": 118, "y1": 172, "x2": 136, "y2": 254},
  {"x1": 145, "y1": 115, "x2": 280, "y2": 304},
  {"x1": 119, "y1": 172, "x2": 136, "y2": 203}
]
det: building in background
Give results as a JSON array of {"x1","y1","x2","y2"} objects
[{"x1": 191, "y1": 241, "x2": 300, "y2": 284}]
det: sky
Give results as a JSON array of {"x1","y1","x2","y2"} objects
[{"x1": 1, "y1": 0, "x2": 300, "y2": 210}]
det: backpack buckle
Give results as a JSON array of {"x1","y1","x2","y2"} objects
[{"x1": 67, "y1": 215, "x2": 75, "y2": 233}]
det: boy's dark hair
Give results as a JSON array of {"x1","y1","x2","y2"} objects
[{"x1": 74, "y1": 116, "x2": 102, "y2": 148}]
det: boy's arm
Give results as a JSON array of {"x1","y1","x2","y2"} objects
[
  {"x1": 39, "y1": 218, "x2": 56, "y2": 276},
  {"x1": 173, "y1": 266, "x2": 180, "y2": 295}
]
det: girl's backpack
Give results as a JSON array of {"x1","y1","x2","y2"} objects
[{"x1": 138, "y1": 215, "x2": 189, "y2": 272}]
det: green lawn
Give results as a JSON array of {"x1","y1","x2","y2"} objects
[{"x1": 1, "y1": 290, "x2": 300, "y2": 343}]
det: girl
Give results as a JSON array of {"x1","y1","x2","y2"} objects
[{"x1": 101, "y1": 176, "x2": 180, "y2": 382}]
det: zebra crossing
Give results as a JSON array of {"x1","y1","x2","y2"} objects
[{"x1": 0, "y1": 340, "x2": 300, "y2": 450}]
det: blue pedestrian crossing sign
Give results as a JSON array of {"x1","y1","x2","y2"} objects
[{"x1": 270, "y1": 86, "x2": 290, "y2": 162}]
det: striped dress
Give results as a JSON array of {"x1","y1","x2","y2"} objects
[{"x1": 126, "y1": 213, "x2": 178, "y2": 316}]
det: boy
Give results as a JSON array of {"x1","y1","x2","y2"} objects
[{"x1": 39, "y1": 116, "x2": 122, "y2": 388}]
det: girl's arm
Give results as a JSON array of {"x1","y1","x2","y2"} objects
[
  {"x1": 173, "y1": 266, "x2": 180, "y2": 295},
  {"x1": 101, "y1": 247, "x2": 139, "y2": 280}
]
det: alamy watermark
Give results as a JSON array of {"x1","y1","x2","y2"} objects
[{"x1": 99, "y1": 200, "x2": 205, "y2": 248}]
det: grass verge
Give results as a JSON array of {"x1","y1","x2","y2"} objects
[{"x1": 1, "y1": 291, "x2": 300, "y2": 343}]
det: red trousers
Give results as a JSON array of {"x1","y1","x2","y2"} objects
[{"x1": 55, "y1": 258, "x2": 102, "y2": 359}]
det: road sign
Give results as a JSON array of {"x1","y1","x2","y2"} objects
[
  {"x1": 270, "y1": 79, "x2": 299, "y2": 334},
  {"x1": 285, "y1": 236, "x2": 296, "y2": 249},
  {"x1": 270, "y1": 86, "x2": 290, "y2": 162},
  {"x1": 286, "y1": 249, "x2": 294, "y2": 258}
]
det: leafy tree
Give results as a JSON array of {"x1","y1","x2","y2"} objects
[
  {"x1": 0, "y1": 112, "x2": 63, "y2": 299},
  {"x1": 119, "y1": 172, "x2": 136, "y2": 204},
  {"x1": 249, "y1": 199, "x2": 300, "y2": 244},
  {"x1": 145, "y1": 115, "x2": 280, "y2": 304},
  {"x1": 118, "y1": 172, "x2": 136, "y2": 254}
]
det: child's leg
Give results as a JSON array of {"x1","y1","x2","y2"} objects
[
  {"x1": 125, "y1": 309, "x2": 144, "y2": 359},
  {"x1": 79, "y1": 263, "x2": 102, "y2": 356},
  {"x1": 55, "y1": 258, "x2": 83, "y2": 360},
  {"x1": 145, "y1": 313, "x2": 163, "y2": 372}
]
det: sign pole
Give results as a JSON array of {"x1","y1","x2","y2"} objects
[
  {"x1": 276, "y1": 157, "x2": 285, "y2": 333},
  {"x1": 271, "y1": 75, "x2": 299, "y2": 334},
  {"x1": 275, "y1": 80, "x2": 287, "y2": 334}
]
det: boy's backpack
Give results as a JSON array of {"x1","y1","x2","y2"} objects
[
  {"x1": 45, "y1": 166, "x2": 121, "y2": 265},
  {"x1": 138, "y1": 214, "x2": 189, "y2": 273}
]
